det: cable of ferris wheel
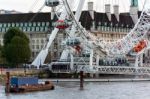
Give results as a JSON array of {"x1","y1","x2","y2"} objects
[
  {"x1": 32, "y1": 0, "x2": 78, "y2": 67},
  {"x1": 28, "y1": 0, "x2": 40, "y2": 12},
  {"x1": 63, "y1": 0, "x2": 89, "y2": 39},
  {"x1": 63, "y1": 0, "x2": 108, "y2": 55},
  {"x1": 11, "y1": 0, "x2": 44, "y2": 32},
  {"x1": 53, "y1": 1, "x2": 69, "y2": 19},
  {"x1": 28, "y1": 4, "x2": 45, "y2": 22},
  {"x1": 61, "y1": 0, "x2": 87, "y2": 39}
]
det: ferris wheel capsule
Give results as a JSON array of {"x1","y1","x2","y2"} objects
[
  {"x1": 82, "y1": 50, "x2": 90, "y2": 57},
  {"x1": 45, "y1": 0, "x2": 59, "y2": 7},
  {"x1": 55, "y1": 20, "x2": 69, "y2": 29},
  {"x1": 133, "y1": 40, "x2": 147, "y2": 52},
  {"x1": 74, "y1": 45, "x2": 82, "y2": 54},
  {"x1": 66, "y1": 38, "x2": 81, "y2": 46}
]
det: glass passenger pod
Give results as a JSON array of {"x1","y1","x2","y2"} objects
[
  {"x1": 66, "y1": 38, "x2": 81, "y2": 46},
  {"x1": 74, "y1": 45, "x2": 82, "y2": 53},
  {"x1": 50, "y1": 62, "x2": 71, "y2": 72},
  {"x1": 55, "y1": 20, "x2": 69, "y2": 29},
  {"x1": 45, "y1": 0, "x2": 59, "y2": 7},
  {"x1": 133, "y1": 40, "x2": 147, "y2": 53},
  {"x1": 82, "y1": 49, "x2": 90, "y2": 57}
]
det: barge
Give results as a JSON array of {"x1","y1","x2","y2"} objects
[{"x1": 6, "y1": 77, "x2": 54, "y2": 93}]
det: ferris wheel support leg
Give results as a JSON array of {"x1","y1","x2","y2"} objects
[
  {"x1": 135, "y1": 55, "x2": 139, "y2": 69},
  {"x1": 140, "y1": 53, "x2": 143, "y2": 67},
  {"x1": 96, "y1": 55, "x2": 100, "y2": 66},
  {"x1": 69, "y1": 0, "x2": 85, "y2": 37},
  {"x1": 90, "y1": 49, "x2": 93, "y2": 66},
  {"x1": 32, "y1": 0, "x2": 75, "y2": 67},
  {"x1": 135, "y1": 53, "x2": 143, "y2": 69},
  {"x1": 60, "y1": 0, "x2": 85, "y2": 60},
  {"x1": 70, "y1": 54, "x2": 74, "y2": 70}
]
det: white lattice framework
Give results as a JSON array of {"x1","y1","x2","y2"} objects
[
  {"x1": 32, "y1": 0, "x2": 150, "y2": 75},
  {"x1": 61, "y1": 0, "x2": 150, "y2": 71}
]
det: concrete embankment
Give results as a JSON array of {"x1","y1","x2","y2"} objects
[
  {"x1": 0, "y1": 68, "x2": 40, "y2": 76},
  {"x1": 40, "y1": 78, "x2": 150, "y2": 82},
  {"x1": 0, "y1": 68, "x2": 43, "y2": 84}
]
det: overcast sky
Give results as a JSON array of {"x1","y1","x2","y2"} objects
[{"x1": 0, "y1": 0, "x2": 146, "y2": 13}]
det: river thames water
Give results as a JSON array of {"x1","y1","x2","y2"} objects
[{"x1": 1, "y1": 81, "x2": 150, "y2": 99}]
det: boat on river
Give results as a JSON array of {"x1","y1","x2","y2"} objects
[{"x1": 8, "y1": 77, "x2": 54, "y2": 93}]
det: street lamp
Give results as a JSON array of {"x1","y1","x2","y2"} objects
[{"x1": 24, "y1": 59, "x2": 27, "y2": 76}]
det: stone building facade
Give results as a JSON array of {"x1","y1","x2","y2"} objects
[{"x1": 0, "y1": 0, "x2": 149, "y2": 64}]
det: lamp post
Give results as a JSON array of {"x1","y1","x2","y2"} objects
[{"x1": 24, "y1": 59, "x2": 27, "y2": 76}]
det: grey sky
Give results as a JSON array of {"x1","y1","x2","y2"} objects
[{"x1": 0, "y1": 0, "x2": 146, "y2": 13}]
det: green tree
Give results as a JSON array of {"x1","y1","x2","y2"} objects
[
  {"x1": 4, "y1": 27, "x2": 29, "y2": 46},
  {"x1": 3, "y1": 28, "x2": 31, "y2": 67},
  {"x1": 0, "y1": 45, "x2": 5, "y2": 64}
]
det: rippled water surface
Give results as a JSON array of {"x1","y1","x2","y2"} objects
[{"x1": 1, "y1": 81, "x2": 150, "y2": 99}]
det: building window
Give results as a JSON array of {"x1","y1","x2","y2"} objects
[
  {"x1": 6, "y1": 28, "x2": 9, "y2": 32},
  {"x1": 23, "y1": 27, "x2": 27, "y2": 31},
  {"x1": 33, "y1": 22, "x2": 36, "y2": 27},
  {"x1": 32, "y1": 52, "x2": 35, "y2": 57},
  {"x1": 101, "y1": 26, "x2": 104, "y2": 31},
  {"x1": 36, "y1": 27, "x2": 40, "y2": 31},
  {"x1": 44, "y1": 27, "x2": 48, "y2": 31},
  {"x1": 41, "y1": 39, "x2": 44, "y2": 43},
  {"x1": 19, "y1": 27, "x2": 22, "y2": 31},
  {"x1": 32, "y1": 45, "x2": 35, "y2": 49},
  {"x1": 16, "y1": 23, "x2": 19, "y2": 27},
  {"x1": 41, "y1": 45, "x2": 43, "y2": 49},
  {"x1": 12, "y1": 23, "x2": 15, "y2": 27},
  {"x1": 38, "y1": 22, "x2": 41, "y2": 26},
  {"x1": 24, "y1": 23, "x2": 28, "y2": 27},
  {"x1": 36, "y1": 40, "x2": 39, "y2": 43},
  {"x1": 0, "y1": 24, "x2": 2, "y2": 27},
  {"x1": 29, "y1": 22, "x2": 32, "y2": 27},
  {"x1": 31, "y1": 27, "x2": 35, "y2": 31},
  {"x1": 42, "y1": 22, "x2": 45, "y2": 26},
  {"x1": 116, "y1": 28, "x2": 118, "y2": 32},
  {"x1": 118, "y1": 27, "x2": 121, "y2": 32},
  {"x1": 46, "y1": 22, "x2": 49, "y2": 26},
  {"x1": 103, "y1": 26, "x2": 105, "y2": 31},
  {"x1": 3, "y1": 23, "x2": 7, "y2": 27},
  {"x1": 8, "y1": 23, "x2": 11, "y2": 27},
  {"x1": 20, "y1": 23, "x2": 23, "y2": 27},
  {"x1": 32, "y1": 40, "x2": 35, "y2": 43},
  {"x1": 40, "y1": 27, "x2": 44, "y2": 32},
  {"x1": 36, "y1": 45, "x2": 39, "y2": 49},
  {"x1": 27, "y1": 27, "x2": 31, "y2": 31},
  {"x1": 2, "y1": 28, "x2": 5, "y2": 32}
]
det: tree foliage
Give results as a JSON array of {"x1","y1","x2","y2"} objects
[
  {"x1": 0, "y1": 45, "x2": 5, "y2": 64},
  {"x1": 4, "y1": 27, "x2": 29, "y2": 46},
  {"x1": 3, "y1": 28, "x2": 31, "y2": 66}
]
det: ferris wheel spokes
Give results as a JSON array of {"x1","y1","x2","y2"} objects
[{"x1": 32, "y1": 0, "x2": 76, "y2": 68}]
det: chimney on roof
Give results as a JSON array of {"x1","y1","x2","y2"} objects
[
  {"x1": 0, "y1": 10, "x2": 6, "y2": 14},
  {"x1": 130, "y1": 0, "x2": 138, "y2": 24},
  {"x1": 105, "y1": 4, "x2": 111, "y2": 21},
  {"x1": 51, "y1": 7, "x2": 56, "y2": 20},
  {"x1": 88, "y1": 2, "x2": 94, "y2": 20},
  {"x1": 88, "y1": 2, "x2": 95, "y2": 31},
  {"x1": 113, "y1": 5, "x2": 119, "y2": 22}
]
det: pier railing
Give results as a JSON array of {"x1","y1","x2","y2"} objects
[{"x1": 75, "y1": 65, "x2": 150, "y2": 75}]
